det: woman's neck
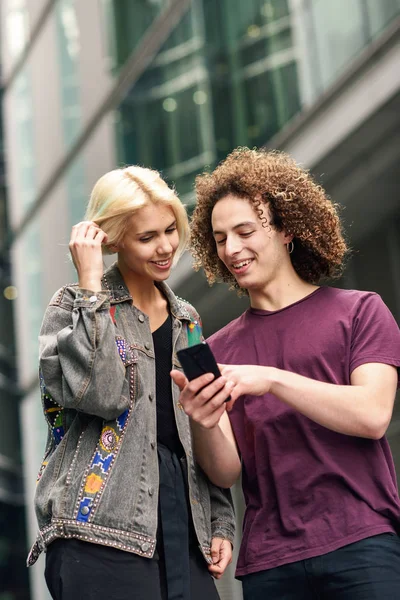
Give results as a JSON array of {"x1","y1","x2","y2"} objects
[{"x1": 117, "y1": 263, "x2": 164, "y2": 313}]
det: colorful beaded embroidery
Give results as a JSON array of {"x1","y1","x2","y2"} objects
[
  {"x1": 37, "y1": 371, "x2": 65, "y2": 482},
  {"x1": 40, "y1": 370, "x2": 65, "y2": 446},
  {"x1": 181, "y1": 303, "x2": 204, "y2": 347},
  {"x1": 76, "y1": 407, "x2": 130, "y2": 522},
  {"x1": 187, "y1": 319, "x2": 203, "y2": 346},
  {"x1": 76, "y1": 339, "x2": 133, "y2": 524},
  {"x1": 116, "y1": 337, "x2": 126, "y2": 362}
]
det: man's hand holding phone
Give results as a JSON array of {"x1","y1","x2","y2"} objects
[{"x1": 171, "y1": 343, "x2": 234, "y2": 429}]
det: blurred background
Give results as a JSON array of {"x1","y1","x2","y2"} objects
[{"x1": 0, "y1": 0, "x2": 399, "y2": 598}]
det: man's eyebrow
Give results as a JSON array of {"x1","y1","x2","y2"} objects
[
  {"x1": 212, "y1": 221, "x2": 257, "y2": 236},
  {"x1": 136, "y1": 220, "x2": 176, "y2": 236}
]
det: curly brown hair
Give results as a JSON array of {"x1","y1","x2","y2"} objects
[{"x1": 191, "y1": 147, "x2": 349, "y2": 291}]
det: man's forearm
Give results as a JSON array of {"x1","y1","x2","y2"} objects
[{"x1": 269, "y1": 364, "x2": 396, "y2": 439}]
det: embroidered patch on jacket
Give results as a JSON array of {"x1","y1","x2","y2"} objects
[
  {"x1": 187, "y1": 319, "x2": 203, "y2": 346},
  {"x1": 76, "y1": 341, "x2": 133, "y2": 523},
  {"x1": 110, "y1": 305, "x2": 120, "y2": 325},
  {"x1": 116, "y1": 337, "x2": 126, "y2": 362},
  {"x1": 76, "y1": 437, "x2": 118, "y2": 523},
  {"x1": 40, "y1": 370, "x2": 64, "y2": 445},
  {"x1": 37, "y1": 371, "x2": 65, "y2": 483},
  {"x1": 36, "y1": 461, "x2": 48, "y2": 483},
  {"x1": 76, "y1": 414, "x2": 126, "y2": 522},
  {"x1": 100, "y1": 427, "x2": 119, "y2": 452},
  {"x1": 177, "y1": 301, "x2": 204, "y2": 347},
  {"x1": 117, "y1": 409, "x2": 129, "y2": 431}
]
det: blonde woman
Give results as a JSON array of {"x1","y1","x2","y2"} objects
[{"x1": 28, "y1": 166, "x2": 234, "y2": 600}]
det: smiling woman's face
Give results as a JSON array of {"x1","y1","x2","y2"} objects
[{"x1": 117, "y1": 203, "x2": 179, "y2": 282}]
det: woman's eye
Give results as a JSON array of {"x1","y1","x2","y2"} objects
[
  {"x1": 216, "y1": 239, "x2": 226, "y2": 245},
  {"x1": 140, "y1": 237, "x2": 152, "y2": 243},
  {"x1": 166, "y1": 227, "x2": 177, "y2": 234},
  {"x1": 240, "y1": 231, "x2": 253, "y2": 237}
]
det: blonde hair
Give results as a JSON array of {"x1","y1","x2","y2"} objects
[{"x1": 85, "y1": 165, "x2": 189, "y2": 263}]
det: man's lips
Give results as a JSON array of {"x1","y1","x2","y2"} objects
[{"x1": 230, "y1": 258, "x2": 254, "y2": 273}]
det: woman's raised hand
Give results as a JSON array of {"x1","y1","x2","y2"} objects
[{"x1": 69, "y1": 221, "x2": 108, "y2": 291}]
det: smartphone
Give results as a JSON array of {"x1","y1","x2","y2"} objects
[{"x1": 177, "y1": 342, "x2": 230, "y2": 401}]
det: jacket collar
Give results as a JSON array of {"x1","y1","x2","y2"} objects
[{"x1": 102, "y1": 262, "x2": 192, "y2": 321}]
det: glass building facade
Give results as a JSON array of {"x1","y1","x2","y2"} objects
[
  {"x1": 112, "y1": 0, "x2": 400, "y2": 201},
  {"x1": 0, "y1": 1, "x2": 399, "y2": 598}
]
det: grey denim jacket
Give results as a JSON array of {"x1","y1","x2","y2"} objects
[{"x1": 27, "y1": 263, "x2": 235, "y2": 567}]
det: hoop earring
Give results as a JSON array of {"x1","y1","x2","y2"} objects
[{"x1": 287, "y1": 241, "x2": 294, "y2": 254}]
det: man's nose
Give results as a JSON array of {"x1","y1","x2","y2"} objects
[{"x1": 225, "y1": 235, "x2": 242, "y2": 256}]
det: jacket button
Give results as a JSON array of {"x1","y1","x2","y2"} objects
[
  {"x1": 148, "y1": 394, "x2": 153, "y2": 402},
  {"x1": 141, "y1": 542, "x2": 150, "y2": 552},
  {"x1": 151, "y1": 441, "x2": 155, "y2": 449},
  {"x1": 148, "y1": 487, "x2": 154, "y2": 496},
  {"x1": 81, "y1": 506, "x2": 90, "y2": 515},
  {"x1": 138, "y1": 314, "x2": 145, "y2": 323},
  {"x1": 144, "y1": 342, "x2": 150, "y2": 350}
]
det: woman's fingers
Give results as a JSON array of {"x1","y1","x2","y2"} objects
[
  {"x1": 69, "y1": 222, "x2": 106, "y2": 288},
  {"x1": 85, "y1": 224, "x2": 99, "y2": 240},
  {"x1": 70, "y1": 221, "x2": 101, "y2": 243},
  {"x1": 94, "y1": 228, "x2": 108, "y2": 243}
]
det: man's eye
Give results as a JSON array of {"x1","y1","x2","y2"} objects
[{"x1": 216, "y1": 239, "x2": 226, "y2": 245}]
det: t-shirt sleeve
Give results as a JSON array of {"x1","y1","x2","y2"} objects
[{"x1": 350, "y1": 293, "x2": 400, "y2": 384}]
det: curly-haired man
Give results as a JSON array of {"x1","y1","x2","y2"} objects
[{"x1": 171, "y1": 148, "x2": 400, "y2": 599}]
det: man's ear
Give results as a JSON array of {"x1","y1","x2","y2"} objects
[{"x1": 282, "y1": 231, "x2": 293, "y2": 245}]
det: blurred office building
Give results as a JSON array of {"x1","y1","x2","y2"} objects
[
  {"x1": 0, "y1": 72, "x2": 30, "y2": 598},
  {"x1": 0, "y1": 1, "x2": 399, "y2": 599}
]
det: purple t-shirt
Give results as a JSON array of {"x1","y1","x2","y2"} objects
[{"x1": 208, "y1": 287, "x2": 400, "y2": 577}]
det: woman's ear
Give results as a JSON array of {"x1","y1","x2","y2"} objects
[{"x1": 107, "y1": 244, "x2": 119, "y2": 254}]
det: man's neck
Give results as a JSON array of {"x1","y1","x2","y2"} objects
[{"x1": 249, "y1": 274, "x2": 318, "y2": 312}]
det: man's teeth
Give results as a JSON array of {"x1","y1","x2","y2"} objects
[{"x1": 233, "y1": 259, "x2": 252, "y2": 269}]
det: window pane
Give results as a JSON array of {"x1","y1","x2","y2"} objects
[
  {"x1": 310, "y1": 0, "x2": 366, "y2": 89},
  {"x1": 105, "y1": 0, "x2": 169, "y2": 70},
  {"x1": 366, "y1": 0, "x2": 400, "y2": 38}
]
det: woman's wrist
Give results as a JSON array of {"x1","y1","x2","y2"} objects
[{"x1": 78, "y1": 278, "x2": 102, "y2": 292}]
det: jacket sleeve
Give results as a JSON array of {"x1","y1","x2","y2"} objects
[
  {"x1": 39, "y1": 286, "x2": 129, "y2": 421},
  {"x1": 208, "y1": 482, "x2": 236, "y2": 543}
]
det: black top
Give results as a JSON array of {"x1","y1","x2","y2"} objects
[{"x1": 152, "y1": 313, "x2": 184, "y2": 456}]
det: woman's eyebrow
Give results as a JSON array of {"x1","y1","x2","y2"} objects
[{"x1": 136, "y1": 220, "x2": 176, "y2": 236}]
